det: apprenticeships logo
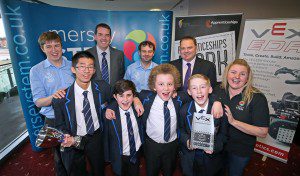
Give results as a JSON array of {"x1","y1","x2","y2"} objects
[
  {"x1": 123, "y1": 30, "x2": 156, "y2": 62},
  {"x1": 205, "y1": 19, "x2": 239, "y2": 28}
]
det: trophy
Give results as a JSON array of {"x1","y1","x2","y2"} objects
[
  {"x1": 191, "y1": 112, "x2": 215, "y2": 151},
  {"x1": 35, "y1": 125, "x2": 64, "y2": 148}
]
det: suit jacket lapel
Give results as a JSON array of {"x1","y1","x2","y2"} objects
[
  {"x1": 192, "y1": 57, "x2": 202, "y2": 75},
  {"x1": 91, "y1": 81, "x2": 102, "y2": 120},
  {"x1": 177, "y1": 59, "x2": 183, "y2": 77},
  {"x1": 132, "y1": 107, "x2": 144, "y2": 143},
  {"x1": 114, "y1": 107, "x2": 123, "y2": 150},
  {"x1": 207, "y1": 99, "x2": 213, "y2": 114},
  {"x1": 172, "y1": 97, "x2": 181, "y2": 118},
  {"x1": 109, "y1": 46, "x2": 116, "y2": 83},
  {"x1": 92, "y1": 46, "x2": 102, "y2": 80},
  {"x1": 65, "y1": 84, "x2": 77, "y2": 135},
  {"x1": 142, "y1": 93, "x2": 156, "y2": 120},
  {"x1": 187, "y1": 101, "x2": 196, "y2": 131}
]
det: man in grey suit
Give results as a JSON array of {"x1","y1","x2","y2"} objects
[{"x1": 87, "y1": 23, "x2": 125, "y2": 86}]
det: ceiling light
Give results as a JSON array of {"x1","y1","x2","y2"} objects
[{"x1": 150, "y1": 8, "x2": 161, "y2": 11}]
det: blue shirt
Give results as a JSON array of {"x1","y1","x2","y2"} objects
[
  {"x1": 30, "y1": 58, "x2": 74, "y2": 119},
  {"x1": 124, "y1": 60, "x2": 157, "y2": 92}
]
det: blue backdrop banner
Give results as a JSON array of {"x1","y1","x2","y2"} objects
[{"x1": 0, "y1": 0, "x2": 173, "y2": 151}]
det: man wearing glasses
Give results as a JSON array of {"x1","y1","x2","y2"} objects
[
  {"x1": 124, "y1": 40, "x2": 158, "y2": 92},
  {"x1": 53, "y1": 51, "x2": 111, "y2": 176}
]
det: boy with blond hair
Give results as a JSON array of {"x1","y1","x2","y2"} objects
[{"x1": 179, "y1": 74, "x2": 228, "y2": 176}]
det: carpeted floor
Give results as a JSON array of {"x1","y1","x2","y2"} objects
[{"x1": 0, "y1": 139, "x2": 299, "y2": 176}]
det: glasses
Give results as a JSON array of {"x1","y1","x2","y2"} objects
[{"x1": 76, "y1": 66, "x2": 95, "y2": 71}]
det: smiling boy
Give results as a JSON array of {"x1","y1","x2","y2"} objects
[
  {"x1": 52, "y1": 51, "x2": 111, "y2": 176},
  {"x1": 180, "y1": 74, "x2": 228, "y2": 176},
  {"x1": 105, "y1": 80, "x2": 143, "y2": 176},
  {"x1": 138, "y1": 63, "x2": 189, "y2": 176}
]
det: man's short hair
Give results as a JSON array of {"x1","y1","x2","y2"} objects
[
  {"x1": 72, "y1": 51, "x2": 95, "y2": 68},
  {"x1": 38, "y1": 31, "x2": 61, "y2": 47},
  {"x1": 113, "y1": 79, "x2": 137, "y2": 96},
  {"x1": 94, "y1": 23, "x2": 111, "y2": 36},
  {"x1": 179, "y1": 36, "x2": 197, "y2": 46},
  {"x1": 138, "y1": 40, "x2": 156, "y2": 51}
]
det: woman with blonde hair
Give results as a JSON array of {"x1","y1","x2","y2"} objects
[{"x1": 214, "y1": 59, "x2": 269, "y2": 176}]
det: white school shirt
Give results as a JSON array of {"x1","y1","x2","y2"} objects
[
  {"x1": 146, "y1": 95, "x2": 177, "y2": 143},
  {"x1": 74, "y1": 82, "x2": 100, "y2": 136},
  {"x1": 119, "y1": 107, "x2": 142, "y2": 155}
]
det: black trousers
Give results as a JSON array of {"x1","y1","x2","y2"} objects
[
  {"x1": 144, "y1": 137, "x2": 178, "y2": 176},
  {"x1": 193, "y1": 150, "x2": 225, "y2": 176},
  {"x1": 116, "y1": 151, "x2": 140, "y2": 176},
  {"x1": 70, "y1": 129, "x2": 105, "y2": 176}
]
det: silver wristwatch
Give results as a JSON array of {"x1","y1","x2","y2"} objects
[{"x1": 73, "y1": 136, "x2": 82, "y2": 148}]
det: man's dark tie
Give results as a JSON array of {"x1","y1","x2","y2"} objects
[
  {"x1": 125, "y1": 112, "x2": 137, "y2": 163},
  {"x1": 183, "y1": 63, "x2": 191, "y2": 91},
  {"x1": 101, "y1": 52, "x2": 109, "y2": 83},
  {"x1": 82, "y1": 91, "x2": 94, "y2": 135},
  {"x1": 198, "y1": 109, "x2": 205, "y2": 113},
  {"x1": 164, "y1": 101, "x2": 171, "y2": 142}
]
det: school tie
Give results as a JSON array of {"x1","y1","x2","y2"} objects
[
  {"x1": 101, "y1": 52, "x2": 109, "y2": 83},
  {"x1": 183, "y1": 63, "x2": 191, "y2": 91},
  {"x1": 82, "y1": 91, "x2": 94, "y2": 135},
  {"x1": 164, "y1": 101, "x2": 171, "y2": 142},
  {"x1": 198, "y1": 109, "x2": 205, "y2": 113},
  {"x1": 125, "y1": 112, "x2": 137, "y2": 164}
]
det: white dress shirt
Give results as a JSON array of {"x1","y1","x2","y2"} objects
[
  {"x1": 74, "y1": 82, "x2": 100, "y2": 136},
  {"x1": 146, "y1": 95, "x2": 177, "y2": 143},
  {"x1": 194, "y1": 100, "x2": 209, "y2": 114},
  {"x1": 119, "y1": 107, "x2": 142, "y2": 156}
]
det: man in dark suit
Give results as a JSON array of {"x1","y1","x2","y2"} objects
[
  {"x1": 170, "y1": 36, "x2": 217, "y2": 90},
  {"x1": 87, "y1": 23, "x2": 125, "y2": 86},
  {"x1": 53, "y1": 51, "x2": 111, "y2": 176}
]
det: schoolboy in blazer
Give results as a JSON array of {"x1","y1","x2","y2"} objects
[
  {"x1": 105, "y1": 80, "x2": 144, "y2": 176},
  {"x1": 53, "y1": 51, "x2": 111, "y2": 176},
  {"x1": 138, "y1": 64, "x2": 190, "y2": 176},
  {"x1": 180, "y1": 74, "x2": 228, "y2": 176}
]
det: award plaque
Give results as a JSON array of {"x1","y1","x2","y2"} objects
[
  {"x1": 191, "y1": 112, "x2": 214, "y2": 151},
  {"x1": 35, "y1": 125, "x2": 64, "y2": 148}
]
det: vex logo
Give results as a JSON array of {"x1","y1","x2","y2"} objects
[
  {"x1": 195, "y1": 115, "x2": 210, "y2": 122},
  {"x1": 247, "y1": 22, "x2": 300, "y2": 52},
  {"x1": 251, "y1": 23, "x2": 300, "y2": 39}
]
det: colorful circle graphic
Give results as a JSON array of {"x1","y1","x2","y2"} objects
[{"x1": 123, "y1": 30, "x2": 156, "y2": 62}]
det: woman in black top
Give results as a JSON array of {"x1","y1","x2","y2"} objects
[{"x1": 214, "y1": 59, "x2": 269, "y2": 176}]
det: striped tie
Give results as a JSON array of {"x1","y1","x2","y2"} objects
[
  {"x1": 101, "y1": 52, "x2": 109, "y2": 83},
  {"x1": 125, "y1": 112, "x2": 137, "y2": 163},
  {"x1": 183, "y1": 63, "x2": 191, "y2": 91},
  {"x1": 164, "y1": 101, "x2": 170, "y2": 142},
  {"x1": 82, "y1": 91, "x2": 94, "y2": 135}
]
